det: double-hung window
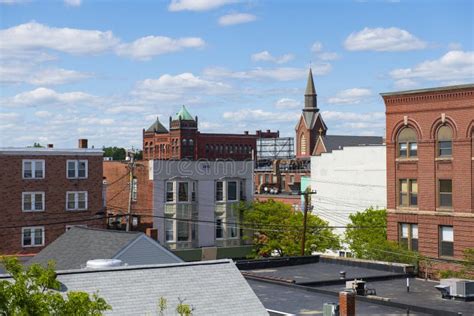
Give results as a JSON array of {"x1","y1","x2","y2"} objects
[
  {"x1": 397, "y1": 127, "x2": 417, "y2": 158},
  {"x1": 67, "y1": 160, "x2": 88, "y2": 179},
  {"x1": 228, "y1": 219, "x2": 238, "y2": 239},
  {"x1": 215, "y1": 218, "x2": 223, "y2": 239},
  {"x1": 166, "y1": 182, "x2": 174, "y2": 202},
  {"x1": 165, "y1": 218, "x2": 174, "y2": 242},
  {"x1": 216, "y1": 181, "x2": 224, "y2": 201},
  {"x1": 22, "y1": 227, "x2": 44, "y2": 247},
  {"x1": 399, "y1": 223, "x2": 418, "y2": 251},
  {"x1": 66, "y1": 191, "x2": 87, "y2": 211},
  {"x1": 438, "y1": 179, "x2": 452, "y2": 208},
  {"x1": 178, "y1": 182, "x2": 189, "y2": 202},
  {"x1": 399, "y1": 179, "x2": 418, "y2": 207},
  {"x1": 437, "y1": 126, "x2": 453, "y2": 157},
  {"x1": 439, "y1": 226, "x2": 454, "y2": 257},
  {"x1": 177, "y1": 220, "x2": 190, "y2": 241},
  {"x1": 22, "y1": 192, "x2": 45, "y2": 212},
  {"x1": 227, "y1": 181, "x2": 237, "y2": 201},
  {"x1": 23, "y1": 160, "x2": 44, "y2": 179}
]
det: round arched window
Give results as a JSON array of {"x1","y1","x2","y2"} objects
[
  {"x1": 397, "y1": 127, "x2": 417, "y2": 158},
  {"x1": 437, "y1": 125, "x2": 453, "y2": 157}
]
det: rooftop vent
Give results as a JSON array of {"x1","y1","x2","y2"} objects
[
  {"x1": 86, "y1": 259, "x2": 122, "y2": 269},
  {"x1": 436, "y1": 278, "x2": 474, "y2": 301}
]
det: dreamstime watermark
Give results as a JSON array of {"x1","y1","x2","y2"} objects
[{"x1": 153, "y1": 158, "x2": 255, "y2": 178}]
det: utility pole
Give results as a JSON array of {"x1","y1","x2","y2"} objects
[
  {"x1": 125, "y1": 151, "x2": 135, "y2": 232},
  {"x1": 300, "y1": 188, "x2": 317, "y2": 256}
]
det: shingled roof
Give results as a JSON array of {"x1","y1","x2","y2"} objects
[
  {"x1": 7, "y1": 260, "x2": 268, "y2": 315},
  {"x1": 28, "y1": 227, "x2": 182, "y2": 270},
  {"x1": 146, "y1": 117, "x2": 168, "y2": 133},
  {"x1": 315, "y1": 135, "x2": 384, "y2": 155}
]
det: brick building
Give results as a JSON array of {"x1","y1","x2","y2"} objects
[
  {"x1": 103, "y1": 160, "x2": 153, "y2": 232},
  {"x1": 143, "y1": 106, "x2": 262, "y2": 161},
  {"x1": 382, "y1": 84, "x2": 474, "y2": 266},
  {"x1": 0, "y1": 140, "x2": 105, "y2": 255}
]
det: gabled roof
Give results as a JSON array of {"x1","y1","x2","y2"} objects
[
  {"x1": 146, "y1": 117, "x2": 168, "y2": 133},
  {"x1": 12, "y1": 260, "x2": 268, "y2": 315},
  {"x1": 28, "y1": 227, "x2": 182, "y2": 270},
  {"x1": 313, "y1": 135, "x2": 384, "y2": 155},
  {"x1": 297, "y1": 111, "x2": 327, "y2": 132},
  {"x1": 173, "y1": 105, "x2": 194, "y2": 121}
]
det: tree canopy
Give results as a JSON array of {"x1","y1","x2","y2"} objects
[
  {"x1": 102, "y1": 146, "x2": 126, "y2": 161},
  {"x1": 241, "y1": 200, "x2": 340, "y2": 257},
  {"x1": 345, "y1": 208, "x2": 420, "y2": 265},
  {"x1": 0, "y1": 257, "x2": 111, "y2": 316}
]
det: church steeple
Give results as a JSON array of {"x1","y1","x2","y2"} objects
[{"x1": 304, "y1": 68, "x2": 317, "y2": 110}]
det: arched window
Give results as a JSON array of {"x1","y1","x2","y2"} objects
[
  {"x1": 182, "y1": 139, "x2": 187, "y2": 146},
  {"x1": 300, "y1": 134, "x2": 307, "y2": 155},
  {"x1": 437, "y1": 125, "x2": 453, "y2": 157},
  {"x1": 397, "y1": 127, "x2": 417, "y2": 158}
]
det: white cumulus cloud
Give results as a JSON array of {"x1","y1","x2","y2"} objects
[
  {"x1": 3, "y1": 87, "x2": 97, "y2": 107},
  {"x1": 168, "y1": 0, "x2": 236, "y2": 12},
  {"x1": 344, "y1": 27, "x2": 427, "y2": 51},
  {"x1": 116, "y1": 36, "x2": 205, "y2": 60},
  {"x1": 64, "y1": 0, "x2": 81, "y2": 6},
  {"x1": 311, "y1": 42, "x2": 323, "y2": 53},
  {"x1": 223, "y1": 108, "x2": 299, "y2": 123},
  {"x1": 204, "y1": 65, "x2": 331, "y2": 81},
  {"x1": 275, "y1": 98, "x2": 300, "y2": 109},
  {"x1": 251, "y1": 51, "x2": 294, "y2": 64},
  {"x1": 327, "y1": 88, "x2": 372, "y2": 105},
  {"x1": 218, "y1": 13, "x2": 256, "y2": 26},
  {"x1": 389, "y1": 50, "x2": 474, "y2": 85}
]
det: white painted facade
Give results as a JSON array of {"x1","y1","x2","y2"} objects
[
  {"x1": 310, "y1": 145, "x2": 386, "y2": 250},
  {"x1": 149, "y1": 160, "x2": 254, "y2": 249}
]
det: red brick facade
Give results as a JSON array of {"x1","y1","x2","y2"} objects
[
  {"x1": 382, "y1": 84, "x2": 474, "y2": 262},
  {"x1": 0, "y1": 146, "x2": 105, "y2": 255},
  {"x1": 143, "y1": 106, "x2": 258, "y2": 161},
  {"x1": 103, "y1": 160, "x2": 153, "y2": 232}
]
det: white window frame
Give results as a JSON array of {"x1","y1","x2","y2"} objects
[
  {"x1": 165, "y1": 218, "x2": 175, "y2": 242},
  {"x1": 227, "y1": 181, "x2": 238, "y2": 201},
  {"x1": 227, "y1": 218, "x2": 239, "y2": 239},
  {"x1": 22, "y1": 192, "x2": 45, "y2": 212},
  {"x1": 66, "y1": 191, "x2": 88, "y2": 211},
  {"x1": 22, "y1": 159, "x2": 45, "y2": 179},
  {"x1": 215, "y1": 217, "x2": 224, "y2": 240},
  {"x1": 22, "y1": 226, "x2": 45, "y2": 247},
  {"x1": 66, "y1": 160, "x2": 88, "y2": 179},
  {"x1": 166, "y1": 181, "x2": 174, "y2": 203}
]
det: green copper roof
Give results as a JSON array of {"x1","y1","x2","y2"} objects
[{"x1": 174, "y1": 105, "x2": 194, "y2": 121}]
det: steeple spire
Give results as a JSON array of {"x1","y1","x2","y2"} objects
[{"x1": 304, "y1": 68, "x2": 317, "y2": 110}]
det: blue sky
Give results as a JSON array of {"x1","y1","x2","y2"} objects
[{"x1": 0, "y1": 0, "x2": 473, "y2": 149}]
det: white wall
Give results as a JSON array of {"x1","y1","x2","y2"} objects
[{"x1": 310, "y1": 146, "x2": 386, "y2": 237}]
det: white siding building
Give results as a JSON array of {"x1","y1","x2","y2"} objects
[
  {"x1": 310, "y1": 145, "x2": 386, "y2": 252},
  {"x1": 149, "y1": 160, "x2": 254, "y2": 249}
]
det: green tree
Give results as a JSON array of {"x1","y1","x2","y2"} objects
[
  {"x1": 345, "y1": 208, "x2": 420, "y2": 265},
  {"x1": 102, "y1": 146, "x2": 126, "y2": 161},
  {"x1": 242, "y1": 200, "x2": 340, "y2": 257},
  {"x1": 0, "y1": 257, "x2": 111, "y2": 316}
]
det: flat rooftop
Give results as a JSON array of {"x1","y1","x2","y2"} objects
[
  {"x1": 240, "y1": 256, "x2": 474, "y2": 316},
  {"x1": 0, "y1": 147, "x2": 103, "y2": 156}
]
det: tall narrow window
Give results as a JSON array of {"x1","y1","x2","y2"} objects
[
  {"x1": 165, "y1": 218, "x2": 174, "y2": 242},
  {"x1": 399, "y1": 179, "x2": 417, "y2": 207},
  {"x1": 439, "y1": 226, "x2": 454, "y2": 257},
  {"x1": 191, "y1": 182, "x2": 196, "y2": 202},
  {"x1": 397, "y1": 127, "x2": 417, "y2": 158},
  {"x1": 177, "y1": 221, "x2": 189, "y2": 241},
  {"x1": 399, "y1": 223, "x2": 418, "y2": 251},
  {"x1": 228, "y1": 220, "x2": 238, "y2": 238},
  {"x1": 216, "y1": 181, "x2": 223, "y2": 201},
  {"x1": 437, "y1": 125, "x2": 453, "y2": 157},
  {"x1": 300, "y1": 134, "x2": 307, "y2": 155},
  {"x1": 215, "y1": 218, "x2": 223, "y2": 239},
  {"x1": 227, "y1": 181, "x2": 237, "y2": 201},
  {"x1": 439, "y1": 179, "x2": 452, "y2": 208},
  {"x1": 178, "y1": 182, "x2": 188, "y2": 202},
  {"x1": 166, "y1": 182, "x2": 174, "y2": 202}
]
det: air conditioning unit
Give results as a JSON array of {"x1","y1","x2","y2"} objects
[
  {"x1": 438, "y1": 279, "x2": 474, "y2": 300},
  {"x1": 323, "y1": 303, "x2": 339, "y2": 316}
]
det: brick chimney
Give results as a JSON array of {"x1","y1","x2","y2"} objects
[
  {"x1": 339, "y1": 291, "x2": 355, "y2": 316},
  {"x1": 47, "y1": 144, "x2": 54, "y2": 148},
  {"x1": 78, "y1": 139, "x2": 88, "y2": 149},
  {"x1": 146, "y1": 228, "x2": 158, "y2": 241}
]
